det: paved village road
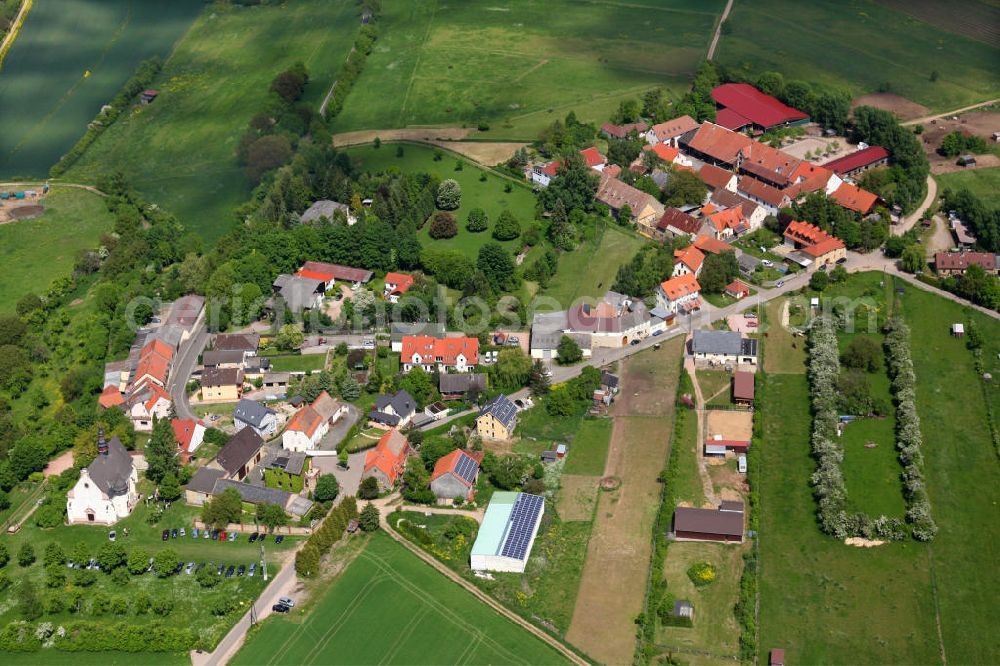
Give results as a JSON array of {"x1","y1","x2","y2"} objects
[{"x1": 167, "y1": 322, "x2": 208, "y2": 422}]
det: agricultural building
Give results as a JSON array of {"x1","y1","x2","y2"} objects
[{"x1": 471, "y1": 492, "x2": 545, "y2": 573}]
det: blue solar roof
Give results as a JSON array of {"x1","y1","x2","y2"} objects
[
  {"x1": 453, "y1": 452, "x2": 479, "y2": 485},
  {"x1": 500, "y1": 493, "x2": 544, "y2": 560}
]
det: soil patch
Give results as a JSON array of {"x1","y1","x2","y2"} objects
[
  {"x1": 705, "y1": 411, "x2": 753, "y2": 441},
  {"x1": 918, "y1": 110, "x2": 1000, "y2": 174},
  {"x1": 332, "y1": 128, "x2": 527, "y2": 165},
  {"x1": 852, "y1": 93, "x2": 929, "y2": 121},
  {"x1": 43, "y1": 450, "x2": 74, "y2": 478},
  {"x1": 557, "y1": 475, "x2": 600, "y2": 522},
  {"x1": 844, "y1": 537, "x2": 886, "y2": 548}
]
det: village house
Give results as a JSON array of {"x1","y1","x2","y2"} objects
[
  {"x1": 270, "y1": 274, "x2": 325, "y2": 312},
  {"x1": 642, "y1": 143, "x2": 694, "y2": 168},
  {"x1": 209, "y1": 428, "x2": 265, "y2": 483},
  {"x1": 782, "y1": 220, "x2": 847, "y2": 270},
  {"x1": 657, "y1": 207, "x2": 703, "y2": 239},
  {"x1": 600, "y1": 121, "x2": 648, "y2": 140},
  {"x1": 200, "y1": 367, "x2": 243, "y2": 403},
  {"x1": 532, "y1": 147, "x2": 607, "y2": 187},
  {"x1": 477, "y1": 394, "x2": 519, "y2": 441},
  {"x1": 935, "y1": 251, "x2": 1000, "y2": 276},
  {"x1": 657, "y1": 273, "x2": 702, "y2": 316},
  {"x1": 213, "y1": 333, "x2": 260, "y2": 357},
  {"x1": 368, "y1": 390, "x2": 417, "y2": 429},
  {"x1": 690, "y1": 330, "x2": 758, "y2": 367},
  {"x1": 362, "y1": 428, "x2": 411, "y2": 491},
  {"x1": 439, "y1": 373, "x2": 487, "y2": 400},
  {"x1": 383, "y1": 272, "x2": 415, "y2": 303},
  {"x1": 673, "y1": 500, "x2": 745, "y2": 543},
  {"x1": 390, "y1": 321, "x2": 446, "y2": 352},
  {"x1": 580, "y1": 146, "x2": 607, "y2": 172},
  {"x1": 645, "y1": 114, "x2": 700, "y2": 147},
  {"x1": 596, "y1": 174, "x2": 665, "y2": 234},
  {"x1": 210, "y1": 479, "x2": 313, "y2": 520},
  {"x1": 297, "y1": 260, "x2": 373, "y2": 290},
  {"x1": 401, "y1": 335, "x2": 479, "y2": 373},
  {"x1": 693, "y1": 234, "x2": 738, "y2": 256},
  {"x1": 530, "y1": 291, "x2": 654, "y2": 358},
  {"x1": 262, "y1": 372, "x2": 291, "y2": 394},
  {"x1": 673, "y1": 245, "x2": 706, "y2": 277},
  {"x1": 125, "y1": 382, "x2": 171, "y2": 432},
  {"x1": 201, "y1": 349, "x2": 246, "y2": 370},
  {"x1": 233, "y1": 398, "x2": 278, "y2": 437},
  {"x1": 300, "y1": 199, "x2": 357, "y2": 225},
  {"x1": 430, "y1": 449, "x2": 484, "y2": 501},
  {"x1": 698, "y1": 163, "x2": 738, "y2": 193},
  {"x1": 171, "y1": 418, "x2": 206, "y2": 463},
  {"x1": 737, "y1": 176, "x2": 791, "y2": 215},
  {"x1": 725, "y1": 279, "x2": 752, "y2": 300},
  {"x1": 829, "y1": 181, "x2": 880, "y2": 215},
  {"x1": 264, "y1": 450, "x2": 311, "y2": 493},
  {"x1": 66, "y1": 430, "x2": 139, "y2": 525},
  {"x1": 133, "y1": 338, "x2": 174, "y2": 388},
  {"x1": 822, "y1": 145, "x2": 890, "y2": 178},
  {"x1": 710, "y1": 189, "x2": 767, "y2": 231},
  {"x1": 282, "y1": 391, "x2": 346, "y2": 452}
]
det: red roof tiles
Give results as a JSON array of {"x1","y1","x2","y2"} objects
[
  {"x1": 659, "y1": 272, "x2": 701, "y2": 300},
  {"x1": 711, "y1": 83, "x2": 808, "y2": 129},
  {"x1": 822, "y1": 146, "x2": 889, "y2": 175},
  {"x1": 401, "y1": 336, "x2": 479, "y2": 367}
]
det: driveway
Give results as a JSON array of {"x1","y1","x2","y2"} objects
[
  {"x1": 318, "y1": 404, "x2": 360, "y2": 451},
  {"x1": 310, "y1": 451, "x2": 366, "y2": 496}
]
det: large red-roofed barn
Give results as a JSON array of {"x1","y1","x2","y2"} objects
[{"x1": 711, "y1": 83, "x2": 809, "y2": 132}]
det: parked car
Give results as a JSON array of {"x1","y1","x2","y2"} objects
[
  {"x1": 274, "y1": 535, "x2": 285, "y2": 544},
  {"x1": 745, "y1": 312, "x2": 757, "y2": 319},
  {"x1": 652, "y1": 330, "x2": 664, "y2": 336},
  {"x1": 836, "y1": 257, "x2": 848, "y2": 265},
  {"x1": 225, "y1": 565, "x2": 235, "y2": 578},
  {"x1": 161, "y1": 529, "x2": 169, "y2": 541},
  {"x1": 108, "y1": 530, "x2": 116, "y2": 541},
  {"x1": 362, "y1": 337, "x2": 375, "y2": 349},
  {"x1": 185, "y1": 562, "x2": 195, "y2": 575},
  {"x1": 279, "y1": 597, "x2": 296, "y2": 608},
  {"x1": 776, "y1": 280, "x2": 785, "y2": 288},
  {"x1": 761, "y1": 259, "x2": 774, "y2": 267},
  {"x1": 196, "y1": 563, "x2": 206, "y2": 572},
  {"x1": 272, "y1": 604, "x2": 290, "y2": 613},
  {"x1": 217, "y1": 564, "x2": 225, "y2": 575},
  {"x1": 746, "y1": 321, "x2": 758, "y2": 328},
  {"x1": 507, "y1": 336, "x2": 519, "y2": 345},
  {"x1": 171, "y1": 528, "x2": 178, "y2": 539},
  {"x1": 172, "y1": 562, "x2": 183, "y2": 575},
  {"x1": 248, "y1": 563, "x2": 256, "y2": 577},
  {"x1": 211, "y1": 530, "x2": 219, "y2": 541},
  {"x1": 192, "y1": 528, "x2": 199, "y2": 538},
  {"x1": 630, "y1": 339, "x2": 641, "y2": 346},
  {"x1": 237, "y1": 565, "x2": 246, "y2": 576},
  {"x1": 248, "y1": 532, "x2": 259, "y2": 543},
  {"x1": 228, "y1": 532, "x2": 237, "y2": 542},
  {"x1": 146, "y1": 557, "x2": 155, "y2": 573},
  {"x1": 220, "y1": 531, "x2": 228, "y2": 541},
  {"x1": 179, "y1": 528, "x2": 186, "y2": 537}
]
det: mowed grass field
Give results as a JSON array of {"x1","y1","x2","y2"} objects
[
  {"x1": 716, "y1": 0, "x2": 1000, "y2": 112},
  {"x1": 0, "y1": 0, "x2": 203, "y2": 178},
  {"x1": 0, "y1": 186, "x2": 113, "y2": 311},
  {"x1": 541, "y1": 223, "x2": 647, "y2": 307},
  {"x1": 66, "y1": 0, "x2": 360, "y2": 244},
  {"x1": 936, "y1": 166, "x2": 1000, "y2": 208},
  {"x1": 562, "y1": 418, "x2": 612, "y2": 476},
  {"x1": 232, "y1": 532, "x2": 570, "y2": 666},
  {"x1": 757, "y1": 272, "x2": 1000, "y2": 663},
  {"x1": 345, "y1": 142, "x2": 538, "y2": 258},
  {"x1": 333, "y1": 0, "x2": 725, "y2": 138}
]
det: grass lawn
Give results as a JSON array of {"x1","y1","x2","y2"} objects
[
  {"x1": 562, "y1": 418, "x2": 612, "y2": 476},
  {"x1": 65, "y1": 0, "x2": 360, "y2": 244},
  {"x1": 332, "y1": 0, "x2": 723, "y2": 138},
  {"x1": 672, "y1": 372, "x2": 708, "y2": 509},
  {"x1": 0, "y1": 499, "x2": 299, "y2": 656},
  {"x1": 0, "y1": 187, "x2": 114, "y2": 311},
  {"x1": 0, "y1": 0, "x2": 203, "y2": 178},
  {"x1": 232, "y1": 531, "x2": 571, "y2": 665},
  {"x1": 762, "y1": 298, "x2": 806, "y2": 374},
  {"x1": 935, "y1": 167, "x2": 1000, "y2": 208},
  {"x1": 375, "y1": 352, "x2": 400, "y2": 377},
  {"x1": 716, "y1": 0, "x2": 1000, "y2": 113},
  {"x1": 345, "y1": 142, "x2": 539, "y2": 260},
  {"x1": 696, "y1": 370, "x2": 732, "y2": 405},
  {"x1": 656, "y1": 541, "x2": 744, "y2": 658},
  {"x1": 0, "y1": 651, "x2": 188, "y2": 666},
  {"x1": 516, "y1": 403, "x2": 582, "y2": 447},
  {"x1": 541, "y1": 223, "x2": 648, "y2": 307},
  {"x1": 268, "y1": 353, "x2": 328, "y2": 373}
]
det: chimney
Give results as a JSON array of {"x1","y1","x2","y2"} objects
[{"x1": 97, "y1": 428, "x2": 109, "y2": 456}]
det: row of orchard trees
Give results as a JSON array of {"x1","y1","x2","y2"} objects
[{"x1": 295, "y1": 497, "x2": 375, "y2": 577}]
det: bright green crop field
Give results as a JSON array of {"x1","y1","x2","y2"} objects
[
  {"x1": 232, "y1": 532, "x2": 570, "y2": 665},
  {"x1": 936, "y1": 167, "x2": 1000, "y2": 208},
  {"x1": 716, "y1": 0, "x2": 1000, "y2": 113},
  {"x1": 0, "y1": 186, "x2": 113, "y2": 311},
  {"x1": 0, "y1": 0, "x2": 203, "y2": 178},
  {"x1": 333, "y1": 0, "x2": 725, "y2": 138},
  {"x1": 66, "y1": 0, "x2": 361, "y2": 244}
]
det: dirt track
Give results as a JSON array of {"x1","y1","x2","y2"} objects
[
  {"x1": 332, "y1": 129, "x2": 527, "y2": 166},
  {"x1": 566, "y1": 338, "x2": 684, "y2": 664}
]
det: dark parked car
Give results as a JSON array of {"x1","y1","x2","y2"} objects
[
  {"x1": 237, "y1": 565, "x2": 246, "y2": 576},
  {"x1": 217, "y1": 564, "x2": 225, "y2": 575},
  {"x1": 212, "y1": 529, "x2": 220, "y2": 540},
  {"x1": 630, "y1": 339, "x2": 641, "y2": 346},
  {"x1": 248, "y1": 533, "x2": 259, "y2": 543},
  {"x1": 274, "y1": 535, "x2": 284, "y2": 544},
  {"x1": 225, "y1": 565, "x2": 235, "y2": 578},
  {"x1": 836, "y1": 257, "x2": 848, "y2": 264},
  {"x1": 172, "y1": 562, "x2": 183, "y2": 575},
  {"x1": 162, "y1": 529, "x2": 169, "y2": 541},
  {"x1": 272, "y1": 603, "x2": 290, "y2": 613},
  {"x1": 171, "y1": 528, "x2": 178, "y2": 539},
  {"x1": 196, "y1": 563, "x2": 206, "y2": 572}
]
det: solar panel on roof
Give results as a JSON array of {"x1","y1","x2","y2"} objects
[
  {"x1": 500, "y1": 493, "x2": 544, "y2": 560},
  {"x1": 454, "y1": 453, "x2": 478, "y2": 485}
]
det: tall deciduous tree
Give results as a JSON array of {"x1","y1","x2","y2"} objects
[{"x1": 145, "y1": 418, "x2": 179, "y2": 484}]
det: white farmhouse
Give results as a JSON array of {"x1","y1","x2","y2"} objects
[{"x1": 66, "y1": 430, "x2": 138, "y2": 525}]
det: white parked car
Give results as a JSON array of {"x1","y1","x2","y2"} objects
[{"x1": 761, "y1": 259, "x2": 773, "y2": 267}]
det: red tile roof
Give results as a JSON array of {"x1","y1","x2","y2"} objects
[
  {"x1": 171, "y1": 418, "x2": 204, "y2": 452},
  {"x1": 674, "y1": 245, "x2": 705, "y2": 273},
  {"x1": 287, "y1": 405, "x2": 323, "y2": 438},
  {"x1": 401, "y1": 336, "x2": 479, "y2": 366},
  {"x1": 364, "y1": 429, "x2": 410, "y2": 485},
  {"x1": 649, "y1": 115, "x2": 699, "y2": 142},
  {"x1": 830, "y1": 182, "x2": 879, "y2": 214},
  {"x1": 693, "y1": 235, "x2": 736, "y2": 255},
  {"x1": 698, "y1": 163, "x2": 735, "y2": 191},
  {"x1": 659, "y1": 272, "x2": 701, "y2": 300},
  {"x1": 715, "y1": 106, "x2": 753, "y2": 131},
  {"x1": 430, "y1": 449, "x2": 484, "y2": 486},
  {"x1": 297, "y1": 269, "x2": 334, "y2": 282},
  {"x1": 143, "y1": 383, "x2": 171, "y2": 412},
  {"x1": 134, "y1": 351, "x2": 170, "y2": 386},
  {"x1": 99, "y1": 385, "x2": 124, "y2": 409},
  {"x1": 580, "y1": 147, "x2": 606, "y2": 168},
  {"x1": 601, "y1": 121, "x2": 649, "y2": 140},
  {"x1": 821, "y1": 146, "x2": 889, "y2": 175},
  {"x1": 644, "y1": 143, "x2": 680, "y2": 162},
  {"x1": 300, "y1": 261, "x2": 372, "y2": 283},
  {"x1": 935, "y1": 252, "x2": 998, "y2": 272},
  {"x1": 706, "y1": 207, "x2": 746, "y2": 233},
  {"x1": 142, "y1": 339, "x2": 175, "y2": 362},
  {"x1": 384, "y1": 272, "x2": 414, "y2": 295},
  {"x1": 738, "y1": 176, "x2": 790, "y2": 208},
  {"x1": 658, "y1": 207, "x2": 702, "y2": 235},
  {"x1": 685, "y1": 122, "x2": 753, "y2": 164},
  {"x1": 784, "y1": 220, "x2": 845, "y2": 257},
  {"x1": 711, "y1": 83, "x2": 808, "y2": 129},
  {"x1": 733, "y1": 371, "x2": 755, "y2": 401},
  {"x1": 725, "y1": 279, "x2": 752, "y2": 297}
]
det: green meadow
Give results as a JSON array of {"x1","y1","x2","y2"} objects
[
  {"x1": 333, "y1": 0, "x2": 725, "y2": 138},
  {"x1": 936, "y1": 166, "x2": 1000, "y2": 208},
  {"x1": 66, "y1": 0, "x2": 361, "y2": 244},
  {"x1": 716, "y1": 0, "x2": 1000, "y2": 112},
  {"x1": 0, "y1": 0, "x2": 203, "y2": 178}
]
